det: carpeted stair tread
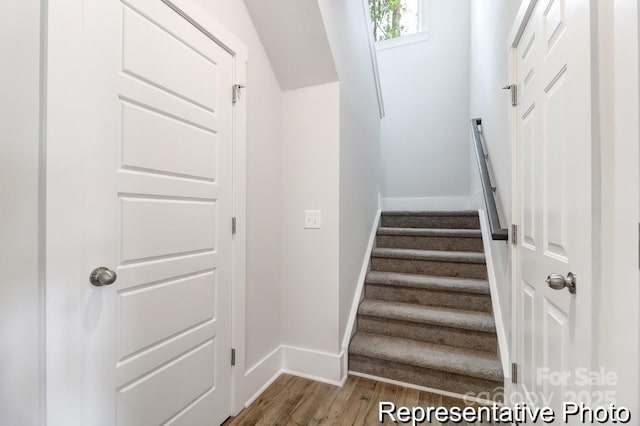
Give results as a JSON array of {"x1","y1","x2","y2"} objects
[
  {"x1": 372, "y1": 248, "x2": 486, "y2": 264},
  {"x1": 382, "y1": 210, "x2": 479, "y2": 217},
  {"x1": 377, "y1": 227, "x2": 482, "y2": 238},
  {"x1": 366, "y1": 271, "x2": 490, "y2": 295},
  {"x1": 358, "y1": 299, "x2": 496, "y2": 333},
  {"x1": 349, "y1": 332, "x2": 503, "y2": 383},
  {"x1": 349, "y1": 210, "x2": 502, "y2": 393}
]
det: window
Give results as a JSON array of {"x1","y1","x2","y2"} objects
[{"x1": 369, "y1": 0, "x2": 429, "y2": 44}]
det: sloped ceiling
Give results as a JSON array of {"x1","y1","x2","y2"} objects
[{"x1": 244, "y1": 0, "x2": 338, "y2": 90}]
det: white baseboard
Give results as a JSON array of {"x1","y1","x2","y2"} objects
[
  {"x1": 382, "y1": 196, "x2": 472, "y2": 211},
  {"x1": 280, "y1": 368, "x2": 346, "y2": 388},
  {"x1": 238, "y1": 343, "x2": 345, "y2": 410},
  {"x1": 340, "y1": 210, "x2": 381, "y2": 368},
  {"x1": 281, "y1": 345, "x2": 344, "y2": 386},
  {"x1": 478, "y1": 209, "x2": 510, "y2": 380},
  {"x1": 237, "y1": 345, "x2": 283, "y2": 411}
]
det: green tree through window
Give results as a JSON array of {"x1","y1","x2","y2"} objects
[{"x1": 369, "y1": 0, "x2": 406, "y2": 42}]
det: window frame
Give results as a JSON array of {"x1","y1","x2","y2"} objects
[{"x1": 373, "y1": 0, "x2": 430, "y2": 49}]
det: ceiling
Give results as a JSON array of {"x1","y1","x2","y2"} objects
[{"x1": 244, "y1": 0, "x2": 338, "y2": 90}]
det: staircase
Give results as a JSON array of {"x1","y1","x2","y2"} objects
[{"x1": 348, "y1": 211, "x2": 504, "y2": 398}]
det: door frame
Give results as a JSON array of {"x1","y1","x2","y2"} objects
[
  {"x1": 44, "y1": 0, "x2": 249, "y2": 419},
  {"x1": 506, "y1": 0, "x2": 537, "y2": 403}
]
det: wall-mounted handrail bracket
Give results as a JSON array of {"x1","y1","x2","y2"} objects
[{"x1": 471, "y1": 118, "x2": 508, "y2": 241}]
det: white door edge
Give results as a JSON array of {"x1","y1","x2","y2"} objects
[{"x1": 507, "y1": 20, "x2": 520, "y2": 404}]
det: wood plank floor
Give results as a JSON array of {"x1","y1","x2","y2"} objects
[{"x1": 223, "y1": 374, "x2": 494, "y2": 425}]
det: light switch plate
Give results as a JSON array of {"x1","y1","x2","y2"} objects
[{"x1": 304, "y1": 210, "x2": 321, "y2": 229}]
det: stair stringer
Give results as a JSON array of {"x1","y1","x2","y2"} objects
[
  {"x1": 478, "y1": 209, "x2": 510, "y2": 382},
  {"x1": 340, "y1": 209, "x2": 381, "y2": 378}
]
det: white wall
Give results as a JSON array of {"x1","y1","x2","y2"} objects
[
  {"x1": 0, "y1": 1, "x2": 43, "y2": 424},
  {"x1": 378, "y1": 0, "x2": 471, "y2": 207},
  {"x1": 469, "y1": 0, "x2": 520, "y2": 215},
  {"x1": 318, "y1": 0, "x2": 382, "y2": 347},
  {"x1": 199, "y1": 0, "x2": 382, "y2": 390},
  {"x1": 469, "y1": 0, "x2": 521, "y2": 351},
  {"x1": 193, "y1": 0, "x2": 284, "y2": 396},
  {"x1": 280, "y1": 82, "x2": 341, "y2": 355}
]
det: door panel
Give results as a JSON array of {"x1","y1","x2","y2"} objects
[
  {"x1": 46, "y1": 0, "x2": 233, "y2": 424},
  {"x1": 119, "y1": 197, "x2": 218, "y2": 262},
  {"x1": 514, "y1": 0, "x2": 593, "y2": 414},
  {"x1": 121, "y1": 101, "x2": 219, "y2": 180},
  {"x1": 521, "y1": 105, "x2": 536, "y2": 248},
  {"x1": 122, "y1": 5, "x2": 219, "y2": 111},
  {"x1": 521, "y1": 281, "x2": 536, "y2": 395},
  {"x1": 118, "y1": 271, "x2": 216, "y2": 360},
  {"x1": 542, "y1": 66, "x2": 569, "y2": 260},
  {"x1": 542, "y1": 0, "x2": 566, "y2": 51}
]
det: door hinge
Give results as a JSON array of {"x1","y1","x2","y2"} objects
[
  {"x1": 232, "y1": 217, "x2": 237, "y2": 235},
  {"x1": 232, "y1": 84, "x2": 246, "y2": 104},
  {"x1": 503, "y1": 84, "x2": 517, "y2": 107},
  {"x1": 511, "y1": 224, "x2": 518, "y2": 245},
  {"x1": 512, "y1": 363, "x2": 518, "y2": 384},
  {"x1": 231, "y1": 348, "x2": 236, "y2": 366}
]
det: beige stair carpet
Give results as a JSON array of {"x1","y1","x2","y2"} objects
[{"x1": 348, "y1": 210, "x2": 504, "y2": 401}]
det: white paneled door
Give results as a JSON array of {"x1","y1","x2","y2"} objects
[
  {"x1": 46, "y1": 1, "x2": 233, "y2": 425},
  {"x1": 513, "y1": 0, "x2": 593, "y2": 415}
]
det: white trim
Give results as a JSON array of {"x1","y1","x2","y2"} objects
[
  {"x1": 360, "y1": 0, "x2": 385, "y2": 118},
  {"x1": 507, "y1": 0, "x2": 538, "y2": 50},
  {"x1": 237, "y1": 344, "x2": 347, "y2": 410},
  {"x1": 340, "y1": 210, "x2": 382, "y2": 373},
  {"x1": 382, "y1": 196, "x2": 472, "y2": 211},
  {"x1": 375, "y1": 30, "x2": 431, "y2": 51},
  {"x1": 242, "y1": 370, "x2": 281, "y2": 409},
  {"x1": 280, "y1": 369, "x2": 346, "y2": 388},
  {"x1": 281, "y1": 346, "x2": 344, "y2": 386},
  {"x1": 38, "y1": 0, "x2": 49, "y2": 423},
  {"x1": 162, "y1": 0, "x2": 247, "y2": 58},
  {"x1": 236, "y1": 344, "x2": 346, "y2": 410},
  {"x1": 508, "y1": 43, "x2": 519, "y2": 400},
  {"x1": 348, "y1": 371, "x2": 503, "y2": 406},
  {"x1": 239, "y1": 346, "x2": 283, "y2": 410},
  {"x1": 478, "y1": 210, "x2": 510, "y2": 380}
]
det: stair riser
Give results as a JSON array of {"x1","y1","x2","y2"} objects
[
  {"x1": 372, "y1": 258, "x2": 488, "y2": 279},
  {"x1": 381, "y1": 216, "x2": 480, "y2": 229},
  {"x1": 366, "y1": 284, "x2": 492, "y2": 312},
  {"x1": 358, "y1": 316, "x2": 498, "y2": 353},
  {"x1": 376, "y1": 235, "x2": 484, "y2": 252},
  {"x1": 349, "y1": 355, "x2": 504, "y2": 401}
]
